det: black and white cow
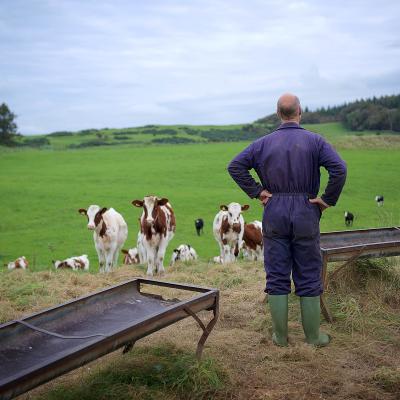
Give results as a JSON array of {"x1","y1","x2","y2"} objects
[
  {"x1": 170, "y1": 244, "x2": 198, "y2": 266},
  {"x1": 375, "y1": 195, "x2": 384, "y2": 207},
  {"x1": 344, "y1": 211, "x2": 354, "y2": 226}
]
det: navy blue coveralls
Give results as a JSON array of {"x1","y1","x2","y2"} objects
[{"x1": 228, "y1": 122, "x2": 347, "y2": 296}]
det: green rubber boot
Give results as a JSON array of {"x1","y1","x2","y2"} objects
[
  {"x1": 300, "y1": 296, "x2": 331, "y2": 347},
  {"x1": 268, "y1": 294, "x2": 288, "y2": 346}
]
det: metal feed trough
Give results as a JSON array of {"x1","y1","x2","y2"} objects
[
  {"x1": 319, "y1": 227, "x2": 400, "y2": 322},
  {"x1": 0, "y1": 278, "x2": 219, "y2": 400}
]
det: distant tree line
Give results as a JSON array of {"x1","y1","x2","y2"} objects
[{"x1": 256, "y1": 94, "x2": 400, "y2": 132}]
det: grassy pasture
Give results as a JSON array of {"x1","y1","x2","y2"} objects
[{"x1": 0, "y1": 135, "x2": 399, "y2": 270}]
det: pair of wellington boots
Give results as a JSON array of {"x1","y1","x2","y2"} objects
[{"x1": 269, "y1": 294, "x2": 330, "y2": 347}]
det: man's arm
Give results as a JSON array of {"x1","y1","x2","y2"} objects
[
  {"x1": 227, "y1": 143, "x2": 264, "y2": 199},
  {"x1": 318, "y1": 138, "x2": 347, "y2": 206}
]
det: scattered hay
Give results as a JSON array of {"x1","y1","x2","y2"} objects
[
  {"x1": 2, "y1": 259, "x2": 400, "y2": 400},
  {"x1": 328, "y1": 259, "x2": 400, "y2": 339}
]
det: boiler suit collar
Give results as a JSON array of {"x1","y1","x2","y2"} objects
[{"x1": 276, "y1": 122, "x2": 302, "y2": 130}]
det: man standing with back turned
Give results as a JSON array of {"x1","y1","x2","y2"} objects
[{"x1": 228, "y1": 94, "x2": 347, "y2": 346}]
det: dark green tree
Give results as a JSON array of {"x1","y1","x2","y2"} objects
[{"x1": 0, "y1": 103, "x2": 18, "y2": 145}]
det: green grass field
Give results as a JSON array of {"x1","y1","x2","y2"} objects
[{"x1": 1, "y1": 127, "x2": 399, "y2": 270}]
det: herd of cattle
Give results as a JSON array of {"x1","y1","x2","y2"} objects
[
  {"x1": 5, "y1": 195, "x2": 263, "y2": 275},
  {"x1": 5, "y1": 194, "x2": 385, "y2": 273}
]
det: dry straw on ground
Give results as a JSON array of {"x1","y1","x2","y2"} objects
[{"x1": 1, "y1": 258, "x2": 399, "y2": 400}]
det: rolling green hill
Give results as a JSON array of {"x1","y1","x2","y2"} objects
[{"x1": 3, "y1": 120, "x2": 398, "y2": 151}]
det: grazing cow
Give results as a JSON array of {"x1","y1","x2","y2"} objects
[
  {"x1": 132, "y1": 196, "x2": 176, "y2": 276},
  {"x1": 242, "y1": 221, "x2": 263, "y2": 261},
  {"x1": 7, "y1": 256, "x2": 29, "y2": 270},
  {"x1": 213, "y1": 202, "x2": 249, "y2": 264},
  {"x1": 53, "y1": 255, "x2": 89, "y2": 271},
  {"x1": 194, "y1": 218, "x2": 204, "y2": 236},
  {"x1": 170, "y1": 244, "x2": 198, "y2": 266},
  {"x1": 344, "y1": 211, "x2": 354, "y2": 226},
  {"x1": 79, "y1": 205, "x2": 128, "y2": 272},
  {"x1": 375, "y1": 195, "x2": 384, "y2": 207}
]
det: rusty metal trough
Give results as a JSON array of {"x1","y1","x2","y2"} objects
[
  {"x1": 319, "y1": 227, "x2": 400, "y2": 322},
  {"x1": 0, "y1": 278, "x2": 219, "y2": 400}
]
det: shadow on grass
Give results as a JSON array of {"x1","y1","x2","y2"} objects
[{"x1": 38, "y1": 344, "x2": 227, "y2": 400}]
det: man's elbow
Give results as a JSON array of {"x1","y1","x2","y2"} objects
[
  {"x1": 227, "y1": 160, "x2": 237, "y2": 177},
  {"x1": 333, "y1": 160, "x2": 347, "y2": 181},
  {"x1": 339, "y1": 161, "x2": 347, "y2": 180}
]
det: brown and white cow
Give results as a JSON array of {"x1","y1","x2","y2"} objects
[
  {"x1": 53, "y1": 255, "x2": 90, "y2": 271},
  {"x1": 213, "y1": 202, "x2": 249, "y2": 264},
  {"x1": 79, "y1": 205, "x2": 128, "y2": 273},
  {"x1": 7, "y1": 256, "x2": 29, "y2": 270},
  {"x1": 242, "y1": 221, "x2": 263, "y2": 261},
  {"x1": 132, "y1": 196, "x2": 176, "y2": 276},
  {"x1": 121, "y1": 248, "x2": 140, "y2": 265}
]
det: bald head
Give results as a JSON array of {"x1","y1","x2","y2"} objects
[{"x1": 277, "y1": 93, "x2": 301, "y2": 122}]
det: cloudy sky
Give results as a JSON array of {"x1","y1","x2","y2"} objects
[{"x1": 1, "y1": 0, "x2": 399, "y2": 135}]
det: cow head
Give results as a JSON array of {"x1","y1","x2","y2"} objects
[
  {"x1": 220, "y1": 202, "x2": 249, "y2": 229},
  {"x1": 173, "y1": 248, "x2": 181, "y2": 257},
  {"x1": 170, "y1": 248, "x2": 181, "y2": 266},
  {"x1": 132, "y1": 196, "x2": 169, "y2": 225},
  {"x1": 79, "y1": 205, "x2": 107, "y2": 230}
]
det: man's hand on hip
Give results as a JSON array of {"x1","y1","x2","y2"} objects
[
  {"x1": 309, "y1": 197, "x2": 330, "y2": 212},
  {"x1": 259, "y1": 190, "x2": 272, "y2": 206}
]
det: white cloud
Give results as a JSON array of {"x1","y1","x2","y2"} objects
[{"x1": 0, "y1": 0, "x2": 399, "y2": 134}]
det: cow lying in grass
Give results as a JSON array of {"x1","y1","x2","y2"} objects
[
  {"x1": 170, "y1": 244, "x2": 198, "y2": 266},
  {"x1": 53, "y1": 255, "x2": 89, "y2": 271},
  {"x1": 6, "y1": 256, "x2": 29, "y2": 270},
  {"x1": 122, "y1": 248, "x2": 140, "y2": 265}
]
